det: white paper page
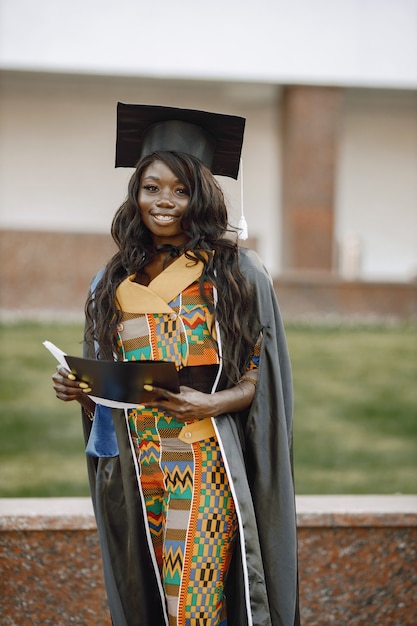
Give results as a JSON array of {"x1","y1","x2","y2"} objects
[
  {"x1": 42, "y1": 340, "x2": 70, "y2": 369},
  {"x1": 89, "y1": 395, "x2": 137, "y2": 409}
]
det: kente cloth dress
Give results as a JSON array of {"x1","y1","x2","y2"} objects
[
  {"x1": 82, "y1": 248, "x2": 300, "y2": 626},
  {"x1": 113, "y1": 253, "x2": 256, "y2": 626}
]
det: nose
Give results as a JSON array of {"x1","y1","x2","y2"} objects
[{"x1": 156, "y1": 190, "x2": 175, "y2": 207}]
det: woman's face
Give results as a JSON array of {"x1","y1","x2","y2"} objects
[{"x1": 138, "y1": 159, "x2": 190, "y2": 246}]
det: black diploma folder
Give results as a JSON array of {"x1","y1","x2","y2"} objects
[{"x1": 65, "y1": 355, "x2": 180, "y2": 404}]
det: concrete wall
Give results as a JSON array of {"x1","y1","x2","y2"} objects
[
  {"x1": 1, "y1": 496, "x2": 416, "y2": 625},
  {"x1": 1, "y1": 229, "x2": 416, "y2": 321}
]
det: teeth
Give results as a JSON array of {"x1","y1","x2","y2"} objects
[{"x1": 154, "y1": 215, "x2": 174, "y2": 221}]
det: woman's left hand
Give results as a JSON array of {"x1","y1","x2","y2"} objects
[
  {"x1": 142, "y1": 385, "x2": 214, "y2": 423},
  {"x1": 141, "y1": 373, "x2": 257, "y2": 422}
]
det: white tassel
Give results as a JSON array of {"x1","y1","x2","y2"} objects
[
  {"x1": 238, "y1": 158, "x2": 248, "y2": 240},
  {"x1": 238, "y1": 215, "x2": 248, "y2": 240}
]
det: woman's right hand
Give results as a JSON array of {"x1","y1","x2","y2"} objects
[{"x1": 52, "y1": 365, "x2": 96, "y2": 414}]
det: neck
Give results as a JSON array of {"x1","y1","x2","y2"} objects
[
  {"x1": 154, "y1": 242, "x2": 185, "y2": 257},
  {"x1": 135, "y1": 243, "x2": 185, "y2": 286}
]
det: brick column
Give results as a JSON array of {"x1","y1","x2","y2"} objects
[{"x1": 281, "y1": 86, "x2": 344, "y2": 273}]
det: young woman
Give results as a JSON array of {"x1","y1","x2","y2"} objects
[{"x1": 52, "y1": 104, "x2": 299, "y2": 626}]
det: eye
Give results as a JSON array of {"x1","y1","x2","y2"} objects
[
  {"x1": 176, "y1": 187, "x2": 189, "y2": 196},
  {"x1": 142, "y1": 184, "x2": 159, "y2": 193}
]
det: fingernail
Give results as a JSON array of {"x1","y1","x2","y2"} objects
[
  {"x1": 68, "y1": 373, "x2": 76, "y2": 381},
  {"x1": 143, "y1": 384, "x2": 153, "y2": 392},
  {"x1": 79, "y1": 382, "x2": 89, "y2": 389},
  {"x1": 82, "y1": 387, "x2": 92, "y2": 393}
]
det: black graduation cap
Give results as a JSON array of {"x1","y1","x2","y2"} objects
[{"x1": 115, "y1": 102, "x2": 245, "y2": 179}]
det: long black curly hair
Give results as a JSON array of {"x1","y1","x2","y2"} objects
[{"x1": 85, "y1": 151, "x2": 255, "y2": 383}]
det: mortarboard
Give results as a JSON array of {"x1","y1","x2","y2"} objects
[{"x1": 115, "y1": 103, "x2": 245, "y2": 180}]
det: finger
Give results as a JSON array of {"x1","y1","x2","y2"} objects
[
  {"x1": 54, "y1": 382, "x2": 81, "y2": 401},
  {"x1": 53, "y1": 375, "x2": 90, "y2": 394},
  {"x1": 143, "y1": 385, "x2": 173, "y2": 400},
  {"x1": 53, "y1": 367, "x2": 77, "y2": 387},
  {"x1": 56, "y1": 365, "x2": 74, "y2": 378},
  {"x1": 59, "y1": 366, "x2": 92, "y2": 390},
  {"x1": 52, "y1": 367, "x2": 92, "y2": 400}
]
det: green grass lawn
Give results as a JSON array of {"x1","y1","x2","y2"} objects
[
  {"x1": 288, "y1": 324, "x2": 417, "y2": 494},
  {"x1": 0, "y1": 322, "x2": 89, "y2": 496},
  {"x1": 0, "y1": 321, "x2": 416, "y2": 496}
]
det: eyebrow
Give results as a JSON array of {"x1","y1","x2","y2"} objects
[{"x1": 142, "y1": 174, "x2": 183, "y2": 183}]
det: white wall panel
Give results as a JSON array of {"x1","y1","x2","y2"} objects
[
  {"x1": 336, "y1": 89, "x2": 417, "y2": 281},
  {"x1": 1, "y1": 0, "x2": 416, "y2": 88}
]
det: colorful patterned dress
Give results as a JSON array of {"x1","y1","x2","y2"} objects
[{"x1": 114, "y1": 254, "x2": 258, "y2": 626}]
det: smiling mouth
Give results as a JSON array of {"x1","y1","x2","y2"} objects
[{"x1": 152, "y1": 214, "x2": 177, "y2": 223}]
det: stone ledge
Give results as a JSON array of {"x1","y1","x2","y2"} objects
[
  {"x1": 1, "y1": 495, "x2": 416, "y2": 530},
  {"x1": 1, "y1": 496, "x2": 416, "y2": 625},
  {"x1": 0, "y1": 497, "x2": 96, "y2": 531},
  {"x1": 296, "y1": 494, "x2": 417, "y2": 527}
]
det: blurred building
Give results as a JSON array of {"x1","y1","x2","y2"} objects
[{"x1": 1, "y1": 0, "x2": 416, "y2": 319}]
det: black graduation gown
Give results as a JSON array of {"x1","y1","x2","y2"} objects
[{"x1": 82, "y1": 247, "x2": 300, "y2": 626}]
